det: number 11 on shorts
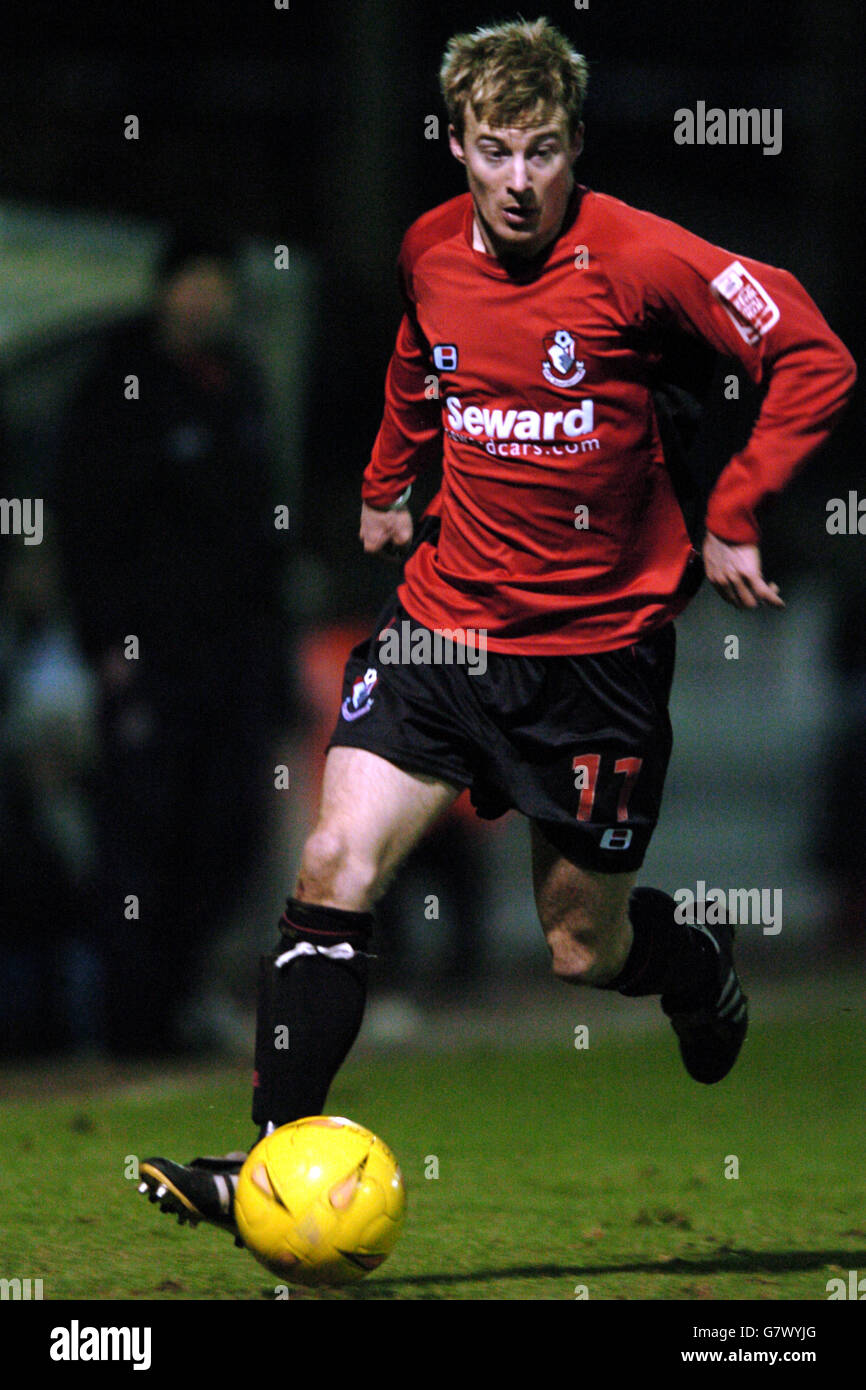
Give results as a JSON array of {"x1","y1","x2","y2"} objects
[{"x1": 572, "y1": 755, "x2": 643, "y2": 823}]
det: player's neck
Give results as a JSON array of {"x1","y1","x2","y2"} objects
[{"x1": 471, "y1": 186, "x2": 580, "y2": 272}]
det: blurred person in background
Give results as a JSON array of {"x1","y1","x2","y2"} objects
[
  {"x1": 0, "y1": 524, "x2": 100, "y2": 1057},
  {"x1": 54, "y1": 231, "x2": 290, "y2": 1058}
]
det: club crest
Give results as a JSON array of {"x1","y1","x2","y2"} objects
[
  {"x1": 542, "y1": 329, "x2": 586, "y2": 388},
  {"x1": 341, "y1": 667, "x2": 379, "y2": 721}
]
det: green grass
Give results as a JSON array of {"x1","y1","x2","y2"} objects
[{"x1": 2, "y1": 1011, "x2": 864, "y2": 1301}]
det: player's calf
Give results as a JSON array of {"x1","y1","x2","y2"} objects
[
  {"x1": 535, "y1": 850, "x2": 636, "y2": 985},
  {"x1": 534, "y1": 842, "x2": 749, "y2": 1082},
  {"x1": 251, "y1": 897, "x2": 374, "y2": 1132}
]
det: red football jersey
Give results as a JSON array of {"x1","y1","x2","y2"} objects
[{"x1": 362, "y1": 187, "x2": 855, "y2": 654}]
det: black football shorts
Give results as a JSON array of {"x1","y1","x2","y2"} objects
[{"x1": 327, "y1": 594, "x2": 676, "y2": 873}]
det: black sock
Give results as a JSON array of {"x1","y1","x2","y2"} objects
[
  {"x1": 603, "y1": 886, "x2": 719, "y2": 1008},
  {"x1": 251, "y1": 898, "x2": 373, "y2": 1134}
]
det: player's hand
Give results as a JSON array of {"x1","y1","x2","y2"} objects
[
  {"x1": 360, "y1": 501, "x2": 414, "y2": 559},
  {"x1": 702, "y1": 532, "x2": 785, "y2": 610}
]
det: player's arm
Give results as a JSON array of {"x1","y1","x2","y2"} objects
[
  {"x1": 700, "y1": 259, "x2": 855, "y2": 608},
  {"x1": 620, "y1": 230, "x2": 857, "y2": 607},
  {"x1": 360, "y1": 310, "x2": 442, "y2": 556},
  {"x1": 360, "y1": 235, "x2": 444, "y2": 556}
]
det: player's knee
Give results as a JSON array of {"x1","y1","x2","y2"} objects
[
  {"x1": 295, "y1": 825, "x2": 384, "y2": 911},
  {"x1": 546, "y1": 926, "x2": 601, "y2": 984},
  {"x1": 544, "y1": 915, "x2": 629, "y2": 986}
]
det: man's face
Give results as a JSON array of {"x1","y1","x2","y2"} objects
[
  {"x1": 158, "y1": 259, "x2": 237, "y2": 353},
  {"x1": 449, "y1": 104, "x2": 583, "y2": 261}
]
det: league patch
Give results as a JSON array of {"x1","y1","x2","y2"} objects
[
  {"x1": 710, "y1": 260, "x2": 780, "y2": 345},
  {"x1": 341, "y1": 667, "x2": 379, "y2": 722},
  {"x1": 432, "y1": 343, "x2": 458, "y2": 371},
  {"x1": 542, "y1": 329, "x2": 586, "y2": 388}
]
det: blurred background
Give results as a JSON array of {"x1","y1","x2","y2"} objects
[{"x1": 0, "y1": 0, "x2": 862, "y2": 1063}]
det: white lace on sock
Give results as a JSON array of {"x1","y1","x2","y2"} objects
[{"x1": 273, "y1": 940, "x2": 357, "y2": 969}]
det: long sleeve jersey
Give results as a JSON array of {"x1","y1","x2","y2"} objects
[{"x1": 362, "y1": 186, "x2": 856, "y2": 654}]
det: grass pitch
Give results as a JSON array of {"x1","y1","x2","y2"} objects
[{"x1": 2, "y1": 1005, "x2": 864, "y2": 1301}]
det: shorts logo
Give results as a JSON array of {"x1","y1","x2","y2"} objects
[
  {"x1": 600, "y1": 828, "x2": 633, "y2": 851},
  {"x1": 710, "y1": 261, "x2": 780, "y2": 345},
  {"x1": 542, "y1": 330, "x2": 586, "y2": 388},
  {"x1": 341, "y1": 667, "x2": 378, "y2": 721},
  {"x1": 432, "y1": 343, "x2": 458, "y2": 372}
]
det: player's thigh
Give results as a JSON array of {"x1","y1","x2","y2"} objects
[
  {"x1": 297, "y1": 746, "x2": 462, "y2": 908},
  {"x1": 530, "y1": 821, "x2": 636, "y2": 978}
]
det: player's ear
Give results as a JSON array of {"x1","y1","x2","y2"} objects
[
  {"x1": 448, "y1": 124, "x2": 467, "y2": 165},
  {"x1": 570, "y1": 122, "x2": 585, "y2": 163}
]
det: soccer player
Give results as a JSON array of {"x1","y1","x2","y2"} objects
[{"x1": 138, "y1": 18, "x2": 855, "y2": 1237}]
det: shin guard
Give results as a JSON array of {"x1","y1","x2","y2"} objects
[{"x1": 251, "y1": 898, "x2": 373, "y2": 1130}]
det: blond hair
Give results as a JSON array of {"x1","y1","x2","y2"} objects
[{"x1": 440, "y1": 17, "x2": 588, "y2": 141}]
